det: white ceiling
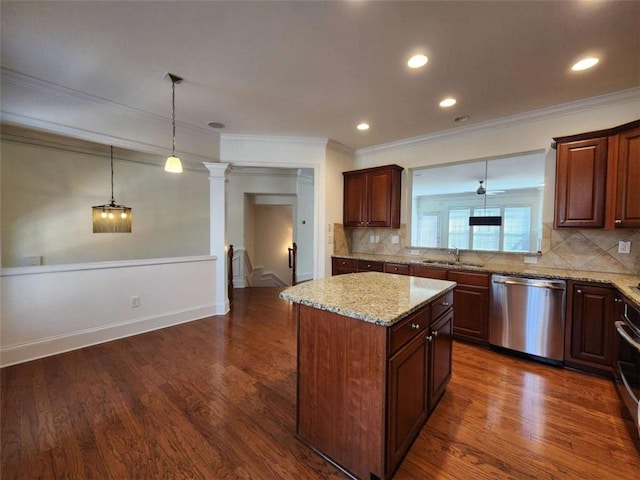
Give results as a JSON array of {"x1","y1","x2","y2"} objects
[{"x1": 1, "y1": 1, "x2": 639, "y2": 151}]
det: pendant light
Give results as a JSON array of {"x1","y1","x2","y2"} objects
[
  {"x1": 469, "y1": 160, "x2": 502, "y2": 226},
  {"x1": 164, "y1": 72, "x2": 183, "y2": 173},
  {"x1": 92, "y1": 146, "x2": 132, "y2": 233}
]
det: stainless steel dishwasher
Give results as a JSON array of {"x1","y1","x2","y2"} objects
[{"x1": 490, "y1": 274, "x2": 567, "y2": 364}]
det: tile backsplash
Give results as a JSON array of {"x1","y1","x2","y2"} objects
[{"x1": 334, "y1": 222, "x2": 640, "y2": 275}]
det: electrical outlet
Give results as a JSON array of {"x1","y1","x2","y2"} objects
[
  {"x1": 369, "y1": 235, "x2": 375, "y2": 243},
  {"x1": 375, "y1": 235, "x2": 380, "y2": 243},
  {"x1": 411, "y1": 250, "x2": 420, "y2": 256},
  {"x1": 618, "y1": 240, "x2": 631, "y2": 254},
  {"x1": 524, "y1": 256, "x2": 538, "y2": 264},
  {"x1": 130, "y1": 296, "x2": 140, "y2": 308}
]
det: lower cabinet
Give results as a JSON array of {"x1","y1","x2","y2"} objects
[
  {"x1": 331, "y1": 257, "x2": 356, "y2": 275},
  {"x1": 387, "y1": 333, "x2": 428, "y2": 471},
  {"x1": 428, "y1": 308, "x2": 453, "y2": 412},
  {"x1": 566, "y1": 282, "x2": 621, "y2": 375},
  {"x1": 387, "y1": 293, "x2": 453, "y2": 475},
  {"x1": 411, "y1": 265, "x2": 490, "y2": 344}
]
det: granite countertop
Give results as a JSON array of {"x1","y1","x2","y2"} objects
[
  {"x1": 332, "y1": 253, "x2": 640, "y2": 307},
  {"x1": 279, "y1": 271, "x2": 456, "y2": 326}
]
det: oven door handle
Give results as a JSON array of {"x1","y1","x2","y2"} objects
[{"x1": 615, "y1": 321, "x2": 640, "y2": 351}]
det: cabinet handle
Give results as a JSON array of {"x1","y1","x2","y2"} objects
[
  {"x1": 367, "y1": 264, "x2": 371, "y2": 268},
  {"x1": 432, "y1": 330, "x2": 438, "y2": 337},
  {"x1": 441, "y1": 301, "x2": 450, "y2": 306},
  {"x1": 614, "y1": 298, "x2": 622, "y2": 303},
  {"x1": 615, "y1": 219, "x2": 622, "y2": 225},
  {"x1": 411, "y1": 323, "x2": 420, "y2": 330},
  {"x1": 576, "y1": 289, "x2": 582, "y2": 294},
  {"x1": 426, "y1": 335, "x2": 433, "y2": 342}
]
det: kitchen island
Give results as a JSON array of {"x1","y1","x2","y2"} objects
[{"x1": 280, "y1": 272, "x2": 456, "y2": 480}]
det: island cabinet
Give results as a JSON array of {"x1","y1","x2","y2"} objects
[
  {"x1": 554, "y1": 119, "x2": 640, "y2": 229},
  {"x1": 343, "y1": 164, "x2": 403, "y2": 228},
  {"x1": 282, "y1": 273, "x2": 455, "y2": 480},
  {"x1": 565, "y1": 281, "x2": 622, "y2": 376}
]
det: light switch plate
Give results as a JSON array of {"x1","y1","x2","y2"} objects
[
  {"x1": 391, "y1": 235, "x2": 399, "y2": 244},
  {"x1": 618, "y1": 240, "x2": 631, "y2": 254}
]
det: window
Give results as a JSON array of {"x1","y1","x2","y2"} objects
[
  {"x1": 417, "y1": 213, "x2": 439, "y2": 247},
  {"x1": 411, "y1": 151, "x2": 545, "y2": 253}
]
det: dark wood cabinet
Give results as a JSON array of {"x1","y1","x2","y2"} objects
[
  {"x1": 387, "y1": 290, "x2": 453, "y2": 477},
  {"x1": 384, "y1": 262, "x2": 410, "y2": 275},
  {"x1": 297, "y1": 285, "x2": 454, "y2": 480},
  {"x1": 410, "y1": 265, "x2": 490, "y2": 343},
  {"x1": 554, "y1": 119, "x2": 640, "y2": 229},
  {"x1": 387, "y1": 332, "x2": 428, "y2": 471},
  {"x1": 428, "y1": 307, "x2": 453, "y2": 412},
  {"x1": 357, "y1": 259, "x2": 384, "y2": 272},
  {"x1": 343, "y1": 164, "x2": 403, "y2": 228},
  {"x1": 331, "y1": 257, "x2": 356, "y2": 275},
  {"x1": 410, "y1": 264, "x2": 448, "y2": 280},
  {"x1": 614, "y1": 125, "x2": 640, "y2": 228},
  {"x1": 554, "y1": 136, "x2": 608, "y2": 228},
  {"x1": 565, "y1": 282, "x2": 619, "y2": 376}
]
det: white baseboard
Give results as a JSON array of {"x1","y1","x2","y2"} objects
[{"x1": 0, "y1": 304, "x2": 219, "y2": 367}]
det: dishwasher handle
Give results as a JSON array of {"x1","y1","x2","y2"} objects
[{"x1": 492, "y1": 277, "x2": 566, "y2": 291}]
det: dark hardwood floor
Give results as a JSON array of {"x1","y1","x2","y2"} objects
[{"x1": 2, "y1": 287, "x2": 638, "y2": 479}]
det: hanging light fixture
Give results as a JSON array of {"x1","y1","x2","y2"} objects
[
  {"x1": 92, "y1": 146, "x2": 132, "y2": 233},
  {"x1": 164, "y1": 72, "x2": 183, "y2": 173},
  {"x1": 469, "y1": 160, "x2": 502, "y2": 226}
]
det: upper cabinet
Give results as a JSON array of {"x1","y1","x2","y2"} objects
[
  {"x1": 343, "y1": 164, "x2": 403, "y2": 228},
  {"x1": 554, "y1": 119, "x2": 640, "y2": 229}
]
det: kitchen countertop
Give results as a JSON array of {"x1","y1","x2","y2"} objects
[
  {"x1": 279, "y1": 271, "x2": 456, "y2": 326},
  {"x1": 333, "y1": 253, "x2": 640, "y2": 307}
]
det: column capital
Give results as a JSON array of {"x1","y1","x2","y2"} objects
[{"x1": 203, "y1": 162, "x2": 230, "y2": 178}]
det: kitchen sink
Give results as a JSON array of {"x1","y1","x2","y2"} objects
[{"x1": 421, "y1": 259, "x2": 484, "y2": 268}]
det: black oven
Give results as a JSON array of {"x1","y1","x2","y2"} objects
[{"x1": 614, "y1": 299, "x2": 640, "y2": 438}]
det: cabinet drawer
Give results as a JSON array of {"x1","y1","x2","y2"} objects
[
  {"x1": 431, "y1": 290, "x2": 454, "y2": 321},
  {"x1": 384, "y1": 263, "x2": 410, "y2": 275},
  {"x1": 448, "y1": 270, "x2": 490, "y2": 287},
  {"x1": 357, "y1": 260, "x2": 384, "y2": 272},
  {"x1": 390, "y1": 307, "x2": 430, "y2": 355},
  {"x1": 410, "y1": 265, "x2": 448, "y2": 280},
  {"x1": 333, "y1": 258, "x2": 356, "y2": 269}
]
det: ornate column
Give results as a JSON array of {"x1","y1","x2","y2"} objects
[{"x1": 203, "y1": 162, "x2": 230, "y2": 314}]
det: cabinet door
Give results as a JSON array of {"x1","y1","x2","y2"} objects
[
  {"x1": 387, "y1": 333, "x2": 428, "y2": 474},
  {"x1": 343, "y1": 172, "x2": 366, "y2": 227},
  {"x1": 569, "y1": 284, "x2": 616, "y2": 373},
  {"x1": 555, "y1": 137, "x2": 608, "y2": 228},
  {"x1": 451, "y1": 285, "x2": 489, "y2": 343},
  {"x1": 332, "y1": 258, "x2": 356, "y2": 276},
  {"x1": 367, "y1": 169, "x2": 394, "y2": 227},
  {"x1": 615, "y1": 126, "x2": 640, "y2": 228},
  {"x1": 428, "y1": 309, "x2": 453, "y2": 413}
]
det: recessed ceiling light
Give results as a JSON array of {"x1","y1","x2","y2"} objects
[
  {"x1": 439, "y1": 98, "x2": 457, "y2": 108},
  {"x1": 571, "y1": 57, "x2": 599, "y2": 71},
  {"x1": 454, "y1": 115, "x2": 470, "y2": 123},
  {"x1": 407, "y1": 54, "x2": 428, "y2": 69},
  {"x1": 207, "y1": 122, "x2": 226, "y2": 129},
  {"x1": 357, "y1": 122, "x2": 370, "y2": 131}
]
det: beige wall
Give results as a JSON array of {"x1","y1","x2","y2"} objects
[
  {"x1": 1, "y1": 139, "x2": 210, "y2": 267},
  {"x1": 253, "y1": 204, "x2": 293, "y2": 285}
]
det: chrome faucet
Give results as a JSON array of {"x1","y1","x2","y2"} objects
[{"x1": 448, "y1": 247, "x2": 461, "y2": 263}]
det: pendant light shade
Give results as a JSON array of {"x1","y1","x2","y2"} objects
[
  {"x1": 164, "y1": 73, "x2": 183, "y2": 173},
  {"x1": 92, "y1": 146, "x2": 132, "y2": 233}
]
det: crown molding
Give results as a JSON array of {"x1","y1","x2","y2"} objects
[
  {"x1": 1, "y1": 113, "x2": 213, "y2": 169},
  {"x1": 221, "y1": 133, "x2": 329, "y2": 147},
  {"x1": 326, "y1": 139, "x2": 355, "y2": 156},
  {"x1": 356, "y1": 87, "x2": 640, "y2": 156},
  {"x1": 1, "y1": 68, "x2": 213, "y2": 135}
]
